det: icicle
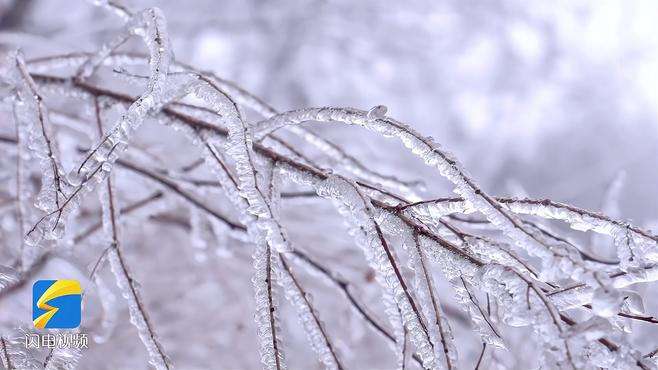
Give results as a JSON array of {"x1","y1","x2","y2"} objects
[
  {"x1": 12, "y1": 99, "x2": 32, "y2": 271},
  {"x1": 91, "y1": 275, "x2": 118, "y2": 344},
  {"x1": 589, "y1": 172, "x2": 626, "y2": 260},
  {"x1": 189, "y1": 206, "x2": 212, "y2": 263},
  {"x1": 367, "y1": 105, "x2": 387, "y2": 120}
]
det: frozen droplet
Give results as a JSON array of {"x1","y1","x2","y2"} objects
[
  {"x1": 591, "y1": 288, "x2": 621, "y2": 318},
  {"x1": 367, "y1": 105, "x2": 387, "y2": 120},
  {"x1": 622, "y1": 291, "x2": 645, "y2": 315}
]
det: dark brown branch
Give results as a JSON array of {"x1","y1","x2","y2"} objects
[
  {"x1": 0, "y1": 336, "x2": 14, "y2": 370},
  {"x1": 94, "y1": 95, "x2": 170, "y2": 370},
  {"x1": 265, "y1": 243, "x2": 283, "y2": 370},
  {"x1": 114, "y1": 158, "x2": 243, "y2": 230},
  {"x1": 474, "y1": 343, "x2": 486, "y2": 370},
  {"x1": 412, "y1": 232, "x2": 454, "y2": 370},
  {"x1": 15, "y1": 55, "x2": 66, "y2": 212},
  {"x1": 458, "y1": 277, "x2": 503, "y2": 341},
  {"x1": 25, "y1": 72, "x2": 644, "y2": 365},
  {"x1": 73, "y1": 191, "x2": 164, "y2": 244},
  {"x1": 279, "y1": 255, "x2": 344, "y2": 370}
]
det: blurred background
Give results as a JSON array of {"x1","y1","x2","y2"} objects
[{"x1": 0, "y1": 0, "x2": 657, "y2": 369}]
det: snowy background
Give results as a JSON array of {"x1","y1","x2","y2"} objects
[{"x1": 1, "y1": 0, "x2": 658, "y2": 369}]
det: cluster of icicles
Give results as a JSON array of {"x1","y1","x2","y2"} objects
[{"x1": 1, "y1": 1, "x2": 658, "y2": 369}]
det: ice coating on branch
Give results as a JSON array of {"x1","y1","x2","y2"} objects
[
  {"x1": 285, "y1": 126, "x2": 424, "y2": 200},
  {"x1": 314, "y1": 174, "x2": 439, "y2": 369},
  {"x1": 0, "y1": 329, "x2": 42, "y2": 369},
  {"x1": 277, "y1": 257, "x2": 343, "y2": 370},
  {"x1": 406, "y1": 199, "x2": 473, "y2": 228},
  {"x1": 191, "y1": 84, "x2": 292, "y2": 369},
  {"x1": 44, "y1": 341, "x2": 82, "y2": 370},
  {"x1": 478, "y1": 264, "x2": 575, "y2": 368},
  {"x1": 0, "y1": 265, "x2": 19, "y2": 292},
  {"x1": 416, "y1": 234, "x2": 479, "y2": 281},
  {"x1": 193, "y1": 81, "x2": 292, "y2": 253},
  {"x1": 171, "y1": 98, "x2": 289, "y2": 368},
  {"x1": 252, "y1": 241, "x2": 287, "y2": 370},
  {"x1": 404, "y1": 230, "x2": 505, "y2": 348},
  {"x1": 253, "y1": 108, "x2": 653, "y2": 298},
  {"x1": 11, "y1": 52, "x2": 69, "y2": 242},
  {"x1": 381, "y1": 215, "x2": 458, "y2": 369},
  {"x1": 200, "y1": 73, "x2": 424, "y2": 199},
  {"x1": 56, "y1": 7, "x2": 172, "y2": 240},
  {"x1": 99, "y1": 176, "x2": 171, "y2": 370},
  {"x1": 88, "y1": 0, "x2": 133, "y2": 21},
  {"x1": 498, "y1": 198, "x2": 658, "y2": 270},
  {"x1": 367, "y1": 105, "x2": 387, "y2": 120},
  {"x1": 461, "y1": 235, "x2": 539, "y2": 279},
  {"x1": 448, "y1": 277, "x2": 506, "y2": 348}
]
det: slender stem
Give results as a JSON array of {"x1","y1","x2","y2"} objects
[
  {"x1": 279, "y1": 255, "x2": 344, "y2": 369},
  {"x1": 0, "y1": 337, "x2": 14, "y2": 370}
]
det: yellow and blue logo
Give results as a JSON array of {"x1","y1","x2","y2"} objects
[{"x1": 32, "y1": 280, "x2": 82, "y2": 329}]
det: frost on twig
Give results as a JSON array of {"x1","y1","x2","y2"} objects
[
  {"x1": 12, "y1": 51, "x2": 68, "y2": 244},
  {"x1": 94, "y1": 98, "x2": 171, "y2": 370},
  {"x1": 2, "y1": 5, "x2": 657, "y2": 369},
  {"x1": 21, "y1": 6, "x2": 173, "y2": 244}
]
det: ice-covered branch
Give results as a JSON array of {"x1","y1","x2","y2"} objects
[
  {"x1": 21, "y1": 8, "x2": 173, "y2": 243},
  {"x1": 94, "y1": 98, "x2": 171, "y2": 370},
  {"x1": 0, "y1": 337, "x2": 13, "y2": 370},
  {"x1": 251, "y1": 107, "x2": 626, "y2": 290},
  {"x1": 11, "y1": 36, "x2": 657, "y2": 368},
  {"x1": 12, "y1": 52, "x2": 68, "y2": 243}
]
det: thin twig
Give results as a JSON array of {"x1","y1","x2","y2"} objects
[{"x1": 0, "y1": 336, "x2": 14, "y2": 370}]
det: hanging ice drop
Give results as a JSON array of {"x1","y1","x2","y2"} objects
[{"x1": 367, "y1": 105, "x2": 387, "y2": 120}]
